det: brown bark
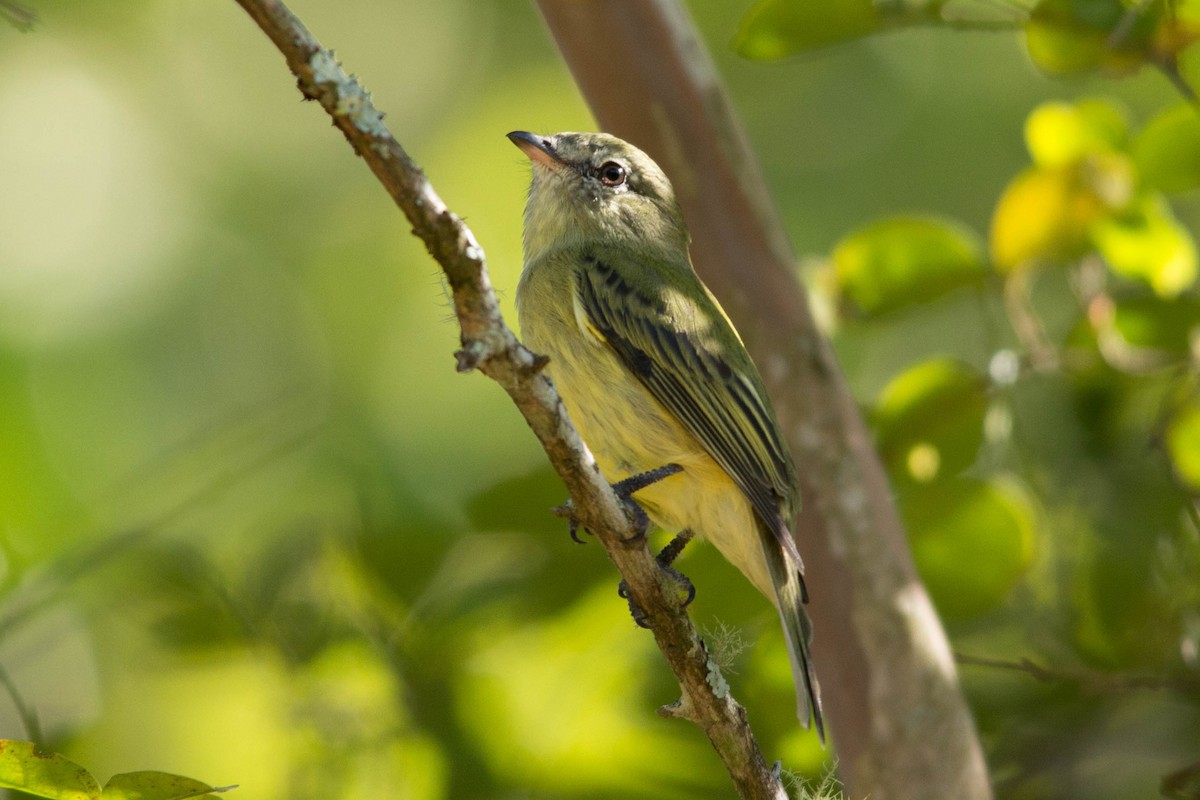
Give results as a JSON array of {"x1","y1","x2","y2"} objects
[{"x1": 533, "y1": 2, "x2": 993, "y2": 798}]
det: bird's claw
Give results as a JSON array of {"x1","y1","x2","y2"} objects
[
  {"x1": 552, "y1": 499, "x2": 589, "y2": 544},
  {"x1": 658, "y1": 529, "x2": 697, "y2": 607},
  {"x1": 618, "y1": 580, "x2": 652, "y2": 628},
  {"x1": 618, "y1": 570, "x2": 695, "y2": 628},
  {"x1": 619, "y1": 528, "x2": 697, "y2": 627},
  {"x1": 660, "y1": 564, "x2": 697, "y2": 608}
]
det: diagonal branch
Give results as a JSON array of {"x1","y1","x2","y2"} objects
[{"x1": 231, "y1": 0, "x2": 788, "y2": 797}]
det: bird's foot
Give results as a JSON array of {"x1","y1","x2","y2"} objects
[
  {"x1": 611, "y1": 463, "x2": 684, "y2": 497},
  {"x1": 552, "y1": 463, "x2": 682, "y2": 544},
  {"x1": 611, "y1": 464, "x2": 682, "y2": 543},
  {"x1": 655, "y1": 528, "x2": 697, "y2": 608},
  {"x1": 619, "y1": 528, "x2": 697, "y2": 628}
]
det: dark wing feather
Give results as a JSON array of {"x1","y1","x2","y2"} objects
[
  {"x1": 578, "y1": 250, "x2": 824, "y2": 739},
  {"x1": 575, "y1": 251, "x2": 801, "y2": 559}
]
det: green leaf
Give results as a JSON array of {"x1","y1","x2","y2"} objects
[
  {"x1": 1167, "y1": 401, "x2": 1200, "y2": 491},
  {"x1": 873, "y1": 359, "x2": 989, "y2": 483},
  {"x1": 1090, "y1": 196, "x2": 1198, "y2": 296},
  {"x1": 1070, "y1": 467, "x2": 1191, "y2": 665},
  {"x1": 733, "y1": 0, "x2": 882, "y2": 59},
  {"x1": 0, "y1": 741, "x2": 101, "y2": 800},
  {"x1": 1111, "y1": 294, "x2": 1200, "y2": 357},
  {"x1": 1132, "y1": 104, "x2": 1200, "y2": 193},
  {"x1": 901, "y1": 478, "x2": 1037, "y2": 619},
  {"x1": 102, "y1": 771, "x2": 235, "y2": 800},
  {"x1": 1024, "y1": 0, "x2": 1113, "y2": 74},
  {"x1": 833, "y1": 216, "x2": 985, "y2": 315},
  {"x1": 1023, "y1": 0, "x2": 1156, "y2": 76}
]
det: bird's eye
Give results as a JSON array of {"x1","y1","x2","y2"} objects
[{"x1": 598, "y1": 161, "x2": 627, "y2": 187}]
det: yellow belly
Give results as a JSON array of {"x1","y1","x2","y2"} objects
[{"x1": 518, "y1": 275, "x2": 773, "y2": 600}]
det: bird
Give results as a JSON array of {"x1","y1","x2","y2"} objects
[{"x1": 508, "y1": 130, "x2": 823, "y2": 742}]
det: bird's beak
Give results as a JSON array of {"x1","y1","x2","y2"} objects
[{"x1": 507, "y1": 131, "x2": 565, "y2": 170}]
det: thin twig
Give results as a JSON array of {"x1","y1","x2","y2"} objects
[
  {"x1": 1162, "y1": 758, "x2": 1200, "y2": 799},
  {"x1": 956, "y1": 652, "x2": 1200, "y2": 693},
  {"x1": 230, "y1": 1, "x2": 787, "y2": 797},
  {"x1": 0, "y1": 0, "x2": 36, "y2": 31},
  {"x1": 0, "y1": 665, "x2": 41, "y2": 745}
]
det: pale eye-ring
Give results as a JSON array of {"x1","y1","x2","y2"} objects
[{"x1": 598, "y1": 161, "x2": 627, "y2": 187}]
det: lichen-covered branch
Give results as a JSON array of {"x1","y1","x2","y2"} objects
[{"x1": 232, "y1": 0, "x2": 787, "y2": 797}]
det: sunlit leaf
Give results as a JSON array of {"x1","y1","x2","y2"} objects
[
  {"x1": 1178, "y1": 0, "x2": 1200, "y2": 26},
  {"x1": 1164, "y1": 2, "x2": 1200, "y2": 87},
  {"x1": 901, "y1": 478, "x2": 1037, "y2": 619},
  {"x1": 989, "y1": 166, "x2": 1102, "y2": 270},
  {"x1": 873, "y1": 359, "x2": 989, "y2": 483},
  {"x1": 102, "y1": 771, "x2": 235, "y2": 800},
  {"x1": 0, "y1": 741, "x2": 100, "y2": 800},
  {"x1": 1132, "y1": 104, "x2": 1200, "y2": 194},
  {"x1": 1091, "y1": 196, "x2": 1198, "y2": 296},
  {"x1": 1025, "y1": 99, "x2": 1127, "y2": 168},
  {"x1": 733, "y1": 0, "x2": 882, "y2": 59},
  {"x1": 832, "y1": 215, "x2": 985, "y2": 315},
  {"x1": 1167, "y1": 401, "x2": 1200, "y2": 491}
]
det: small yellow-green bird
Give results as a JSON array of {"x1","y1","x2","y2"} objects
[{"x1": 509, "y1": 130, "x2": 823, "y2": 741}]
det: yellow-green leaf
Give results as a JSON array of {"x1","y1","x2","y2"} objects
[
  {"x1": 1023, "y1": 0, "x2": 1156, "y2": 76},
  {"x1": 902, "y1": 478, "x2": 1037, "y2": 619},
  {"x1": 1167, "y1": 402, "x2": 1200, "y2": 491},
  {"x1": 733, "y1": 0, "x2": 882, "y2": 60},
  {"x1": 833, "y1": 215, "x2": 985, "y2": 315},
  {"x1": 1024, "y1": 0, "x2": 1114, "y2": 74},
  {"x1": 0, "y1": 741, "x2": 100, "y2": 800},
  {"x1": 102, "y1": 771, "x2": 235, "y2": 800},
  {"x1": 1090, "y1": 196, "x2": 1198, "y2": 296},
  {"x1": 1132, "y1": 104, "x2": 1200, "y2": 193},
  {"x1": 1025, "y1": 99, "x2": 1127, "y2": 167},
  {"x1": 1111, "y1": 295, "x2": 1200, "y2": 357},
  {"x1": 873, "y1": 359, "x2": 989, "y2": 484}
]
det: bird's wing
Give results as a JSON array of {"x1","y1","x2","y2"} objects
[{"x1": 574, "y1": 250, "x2": 801, "y2": 562}]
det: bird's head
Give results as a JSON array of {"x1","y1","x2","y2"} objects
[{"x1": 508, "y1": 130, "x2": 689, "y2": 261}]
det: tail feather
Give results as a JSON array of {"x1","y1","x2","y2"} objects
[{"x1": 763, "y1": 533, "x2": 825, "y2": 744}]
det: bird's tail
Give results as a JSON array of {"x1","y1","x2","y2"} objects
[{"x1": 763, "y1": 535, "x2": 825, "y2": 744}]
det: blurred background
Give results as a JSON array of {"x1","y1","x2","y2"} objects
[{"x1": 0, "y1": 1, "x2": 1197, "y2": 798}]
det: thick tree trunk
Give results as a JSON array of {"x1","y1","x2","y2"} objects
[{"x1": 534, "y1": 2, "x2": 994, "y2": 798}]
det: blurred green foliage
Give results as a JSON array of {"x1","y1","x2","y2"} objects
[
  {"x1": 0, "y1": 1, "x2": 1198, "y2": 800},
  {"x1": 833, "y1": 216, "x2": 986, "y2": 314},
  {"x1": 765, "y1": 1, "x2": 1200, "y2": 794}
]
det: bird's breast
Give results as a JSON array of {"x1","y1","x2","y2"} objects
[{"x1": 515, "y1": 255, "x2": 774, "y2": 599}]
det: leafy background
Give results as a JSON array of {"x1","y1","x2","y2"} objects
[{"x1": 0, "y1": 0, "x2": 1197, "y2": 798}]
